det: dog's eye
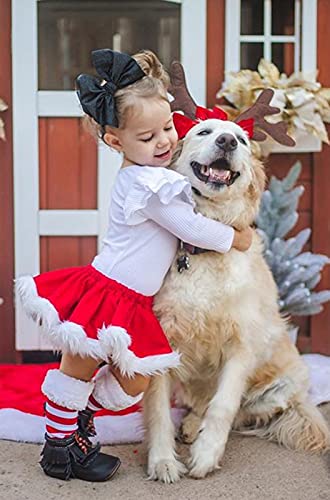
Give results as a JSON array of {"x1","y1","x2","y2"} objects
[
  {"x1": 197, "y1": 129, "x2": 212, "y2": 136},
  {"x1": 238, "y1": 136, "x2": 247, "y2": 145}
]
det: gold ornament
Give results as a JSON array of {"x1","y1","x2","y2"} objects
[{"x1": 217, "y1": 59, "x2": 330, "y2": 145}]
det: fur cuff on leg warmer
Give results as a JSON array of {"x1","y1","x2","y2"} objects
[
  {"x1": 42, "y1": 369, "x2": 94, "y2": 411},
  {"x1": 92, "y1": 365, "x2": 143, "y2": 411}
]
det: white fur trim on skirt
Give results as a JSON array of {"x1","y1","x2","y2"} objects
[{"x1": 16, "y1": 275, "x2": 181, "y2": 377}]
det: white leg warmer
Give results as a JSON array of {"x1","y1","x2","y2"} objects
[
  {"x1": 92, "y1": 365, "x2": 143, "y2": 411},
  {"x1": 42, "y1": 369, "x2": 94, "y2": 411}
]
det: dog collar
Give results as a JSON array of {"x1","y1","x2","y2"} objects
[
  {"x1": 182, "y1": 242, "x2": 209, "y2": 255},
  {"x1": 192, "y1": 186, "x2": 202, "y2": 197},
  {"x1": 176, "y1": 241, "x2": 210, "y2": 273}
]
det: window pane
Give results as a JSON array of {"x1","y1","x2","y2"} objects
[
  {"x1": 240, "y1": 43, "x2": 263, "y2": 70},
  {"x1": 272, "y1": 43, "x2": 295, "y2": 74},
  {"x1": 38, "y1": 0, "x2": 180, "y2": 90},
  {"x1": 272, "y1": 0, "x2": 295, "y2": 35},
  {"x1": 241, "y1": 0, "x2": 264, "y2": 35}
]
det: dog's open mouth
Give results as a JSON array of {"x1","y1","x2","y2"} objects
[{"x1": 191, "y1": 159, "x2": 240, "y2": 187}]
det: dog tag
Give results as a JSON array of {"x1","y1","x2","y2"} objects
[{"x1": 176, "y1": 254, "x2": 190, "y2": 273}]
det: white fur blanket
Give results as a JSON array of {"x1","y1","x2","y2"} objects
[{"x1": 0, "y1": 355, "x2": 329, "y2": 445}]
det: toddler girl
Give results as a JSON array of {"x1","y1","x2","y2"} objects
[{"x1": 16, "y1": 49, "x2": 253, "y2": 482}]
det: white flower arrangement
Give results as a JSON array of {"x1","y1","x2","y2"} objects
[
  {"x1": 217, "y1": 59, "x2": 330, "y2": 145},
  {"x1": 0, "y1": 97, "x2": 8, "y2": 141}
]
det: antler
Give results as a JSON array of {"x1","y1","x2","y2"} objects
[
  {"x1": 169, "y1": 64, "x2": 295, "y2": 147},
  {"x1": 235, "y1": 89, "x2": 295, "y2": 146},
  {"x1": 169, "y1": 61, "x2": 197, "y2": 120}
]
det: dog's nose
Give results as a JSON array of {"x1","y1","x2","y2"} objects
[{"x1": 215, "y1": 133, "x2": 238, "y2": 152}]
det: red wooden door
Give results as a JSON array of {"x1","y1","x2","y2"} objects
[{"x1": 12, "y1": 0, "x2": 206, "y2": 354}]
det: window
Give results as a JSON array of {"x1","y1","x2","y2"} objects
[
  {"x1": 38, "y1": 0, "x2": 180, "y2": 90},
  {"x1": 225, "y1": 0, "x2": 317, "y2": 76}
]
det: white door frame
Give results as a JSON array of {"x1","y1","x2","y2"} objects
[{"x1": 12, "y1": 0, "x2": 206, "y2": 350}]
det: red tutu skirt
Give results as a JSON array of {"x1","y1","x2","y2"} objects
[{"x1": 16, "y1": 265, "x2": 180, "y2": 377}]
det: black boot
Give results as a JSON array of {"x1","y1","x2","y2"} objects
[
  {"x1": 78, "y1": 409, "x2": 97, "y2": 438},
  {"x1": 40, "y1": 431, "x2": 120, "y2": 481}
]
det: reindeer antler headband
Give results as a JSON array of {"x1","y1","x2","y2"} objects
[{"x1": 169, "y1": 61, "x2": 295, "y2": 147}]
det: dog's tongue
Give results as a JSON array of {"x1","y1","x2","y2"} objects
[{"x1": 209, "y1": 168, "x2": 230, "y2": 183}]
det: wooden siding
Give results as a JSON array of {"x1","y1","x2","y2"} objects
[
  {"x1": 1, "y1": 0, "x2": 329, "y2": 360},
  {"x1": 311, "y1": 0, "x2": 330, "y2": 353},
  {"x1": 39, "y1": 118, "x2": 97, "y2": 272},
  {"x1": 207, "y1": 0, "x2": 330, "y2": 354},
  {"x1": 39, "y1": 118, "x2": 97, "y2": 210},
  {"x1": 0, "y1": 0, "x2": 16, "y2": 362},
  {"x1": 266, "y1": 154, "x2": 313, "y2": 352},
  {"x1": 206, "y1": 0, "x2": 225, "y2": 107}
]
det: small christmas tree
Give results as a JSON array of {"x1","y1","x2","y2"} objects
[{"x1": 256, "y1": 162, "x2": 330, "y2": 317}]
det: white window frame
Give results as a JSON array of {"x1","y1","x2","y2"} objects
[
  {"x1": 37, "y1": 0, "x2": 206, "y2": 115},
  {"x1": 225, "y1": 0, "x2": 317, "y2": 74},
  {"x1": 224, "y1": 0, "x2": 320, "y2": 153}
]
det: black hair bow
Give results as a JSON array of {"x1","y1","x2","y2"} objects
[{"x1": 76, "y1": 49, "x2": 146, "y2": 128}]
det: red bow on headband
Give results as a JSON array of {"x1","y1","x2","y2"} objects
[{"x1": 173, "y1": 106, "x2": 254, "y2": 140}]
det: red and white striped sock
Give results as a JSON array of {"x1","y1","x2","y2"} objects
[
  {"x1": 45, "y1": 399, "x2": 78, "y2": 439},
  {"x1": 86, "y1": 393, "x2": 104, "y2": 413}
]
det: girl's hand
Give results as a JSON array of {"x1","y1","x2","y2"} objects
[{"x1": 232, "y1": 227, "x2": 254, "y2": 252}]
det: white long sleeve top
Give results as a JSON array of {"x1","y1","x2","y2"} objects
[{"x1": 92, "y1": 165, "x2": 234, "y2": 296}]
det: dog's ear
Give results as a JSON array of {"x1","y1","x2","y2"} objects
[
  {"x1": 246, "y1": 158, "x2": 266, "y2": 219},
  {"x1": 170, "y1": 140, "x2": 184, "y2": 169},
  {"x1": 251, "y1": 156, "x2": 266, "y2": 195}
]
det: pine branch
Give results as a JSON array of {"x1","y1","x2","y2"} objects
[{"x1": 256, "y1": 161, "x2": 330, "y2": 318}]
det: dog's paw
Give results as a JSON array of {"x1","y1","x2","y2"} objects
[
  {"x1": 188, "y1": 432, "x2": 226, "y2": 479},
  {"x1": 148, "y1": 457, "x2": 187, "y2": 483},
  {"x1": 178, "y1": 412, "x2": 202, "y2": 444}
]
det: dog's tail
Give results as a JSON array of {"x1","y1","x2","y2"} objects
[{"x1": 239, "y1": 400, "x2": 330, "y2": 453}]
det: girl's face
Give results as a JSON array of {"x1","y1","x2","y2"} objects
[{"x1": 104, "y1": 98, "x2": 178, "y2": 168}]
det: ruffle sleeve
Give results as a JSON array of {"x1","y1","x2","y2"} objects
[{"x1": 123, "y1": 167, "x2": 195, "y2": 225}]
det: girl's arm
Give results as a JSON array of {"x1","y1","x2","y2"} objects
[{"x1": 141, "y1": 194, "x2": 252, "y2": 253}]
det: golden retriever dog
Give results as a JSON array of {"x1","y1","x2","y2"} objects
[{"x1": 143, "y1": 111, "x2": 330, "y2": 482}]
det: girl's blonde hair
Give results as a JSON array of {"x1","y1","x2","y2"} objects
[{"x1": 85, "y1": 50, "x2": 170, "y2": 140}]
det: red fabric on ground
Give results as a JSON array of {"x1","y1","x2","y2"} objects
[{"x1": 0, "y1": 363, "x2": 140, "y2": 416}]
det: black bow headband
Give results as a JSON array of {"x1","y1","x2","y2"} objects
[{"x1": 76, "y1": 49, "x2": 146, "y2": 128}]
